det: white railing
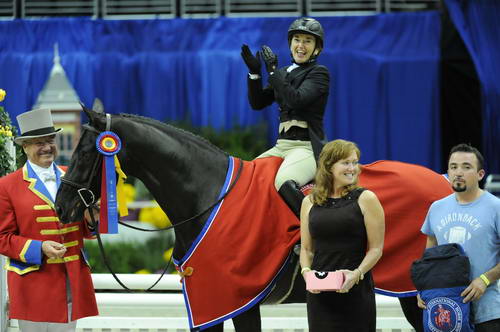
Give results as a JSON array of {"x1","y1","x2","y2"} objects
[
  {"x1": 1, "y1": 137, "x2": 15, "y2": 331},
  {"x1": 6, "y1": 274, "x2": 415, "y2": 331}
]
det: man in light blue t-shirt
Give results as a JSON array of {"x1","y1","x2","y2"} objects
[{"x1": 419, "y1": 143, "x2": 500, "y2": 332}]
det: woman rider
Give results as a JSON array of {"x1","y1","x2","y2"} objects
[{"x1": 241, "y1": 17, "x2": 330, "y2": 216}]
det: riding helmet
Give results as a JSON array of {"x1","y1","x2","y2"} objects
[{"x1": 287, "y1": 17, "x2": 324, "y2": 49}]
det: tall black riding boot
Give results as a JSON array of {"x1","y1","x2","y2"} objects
[{"x1": 278, "y1": 180, "x2": 305, "y2": 218}]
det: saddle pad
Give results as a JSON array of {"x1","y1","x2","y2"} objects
[
  {"x1": 359, "y1": 161, "x2": 453, "y2": 297},
  {"x1": 173, "y1": 156, "x2": 299, "y2": 330}
]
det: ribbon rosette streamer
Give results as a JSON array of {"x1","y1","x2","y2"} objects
[{"x1": 96, "y1": 131, "x2": 128, "y2": 234}]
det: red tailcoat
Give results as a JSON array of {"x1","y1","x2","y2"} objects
[{"x1": 0, "y1": 163, "x2": 98, "y2": 322}]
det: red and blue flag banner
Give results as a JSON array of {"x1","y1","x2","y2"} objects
[{"x1": 96, "y1": 131, "x2": 128, "y2": 234}]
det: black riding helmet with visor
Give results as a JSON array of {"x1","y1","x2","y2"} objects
[{"x1": 288, "y1": 18, "x2": 324, "y2": 64}]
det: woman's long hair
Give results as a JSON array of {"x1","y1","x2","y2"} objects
[{"x1": 311, "y1": 139, "x2": 361, "y2": 206}]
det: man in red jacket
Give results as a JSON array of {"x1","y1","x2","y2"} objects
[{"x1": 0, "y1": 108, "x2": 98, "y2": 331}]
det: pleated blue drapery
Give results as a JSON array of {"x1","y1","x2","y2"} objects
[
  {"x1": 0, "y1": 13, "x2": 442, "y2": 169},
  {"x1": 445, "y1": 0, "x2": 500, "y2": 173}
]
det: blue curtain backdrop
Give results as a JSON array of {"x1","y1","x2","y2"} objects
[
  {"x1": 445, "y1": 0, "x2": 500, "y2": 173},
  {"x1": 0, "y1": 13, "x2": 442, "y2": 170}
]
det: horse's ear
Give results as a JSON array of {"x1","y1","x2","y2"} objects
[
  {"x1": 92, "y1": 98, "x2": 105, "y2": 114},
  {"x1": 80, "y1": 102, "x2": 103, "y2": 126}
]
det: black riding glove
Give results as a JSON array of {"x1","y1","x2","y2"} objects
[
  {"x1": 261, "y1": 45, "x2": 278, "y2": 74},
  {"x1": 241, "y1": 44, "x2": 262, "y2": 75}
]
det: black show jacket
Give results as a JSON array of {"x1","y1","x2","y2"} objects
[{"x1": 247, "y1": 61, "x2": 330, "y2": 141}]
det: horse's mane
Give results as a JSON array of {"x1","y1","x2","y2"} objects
[{"x1": 119, "y1": 113, "x2": 228, "y2": 156}]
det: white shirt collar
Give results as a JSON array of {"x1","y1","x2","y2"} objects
[
  {"x1": 287, "y1": 63, "x2": 300, "y2": 72},
  {"x1": 28, "y1": 161, "x2": 56, "y2": 178}
]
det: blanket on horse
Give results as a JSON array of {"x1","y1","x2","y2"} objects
[
  {"x1": 174, "y1": 157, "x2": 453, "y2": 330},
  {"x1": 359, "y1": 161, "x2": 453, "y2": 296},
  {"x1": 173, "y1": 156, "x2": 300, "y2": 330}
]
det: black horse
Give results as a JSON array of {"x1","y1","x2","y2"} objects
[
  {"x1": 56, "y1": 107, "x2": 454, "y2": 332},
  {"x1": 55, "y1": 107, "x2": 278, "y2": 331}
]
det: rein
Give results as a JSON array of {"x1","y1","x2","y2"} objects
[{"x1": 60, "y1": 117, "x2": 244, "y2": 291}]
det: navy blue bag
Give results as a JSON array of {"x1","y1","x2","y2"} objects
[{"x1": 411, "y1": 243, "x2": 475, "y2": 332}]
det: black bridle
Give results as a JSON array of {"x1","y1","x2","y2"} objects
[
  {"x1": 60, "y1": 124, "x2": 103, "y2": 210},
  {"x1": 59, "y1": 117, "x2": 243, "y2": 291}
]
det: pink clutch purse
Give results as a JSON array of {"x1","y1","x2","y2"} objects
[{"x1": 304, "y1": 271, "x2": 345, "y2": 291}]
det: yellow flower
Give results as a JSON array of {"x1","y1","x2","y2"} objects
[
  {"x1": 138, "y1": 206, "x2": 153, "y2": 224},
  {"x1": 163, "y1": 247, "x2": 173, "y2": 262},
  {"x1": 0, "y1": 89, "x2": 5, "y2": 102},
  {"x1": 138, "y1": 203, "x2": 172, "y2": 229},
  {"x1": 135, "y1": 269, "x2": 151, "y2": 274},
  {"x1": 122, "y1": 183, "x2": 136, "y2": 203},
  {"x1": 0, "y1": 125, "x2": 12, "y2": 137}
]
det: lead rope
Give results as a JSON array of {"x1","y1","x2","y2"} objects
[{"x1": 87, "y1": 209, "x2": 171, "y2": 292}]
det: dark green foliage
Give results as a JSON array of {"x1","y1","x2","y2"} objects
[
  {"x1": 171, "y1": 121, "x2": 270, "y2": 161},
  {"x1": 84, "y1": 232, "x2": 175, "y2": 274},
  {"x1": 0, "y1": 106, "x2": 25, "y2": 176}
]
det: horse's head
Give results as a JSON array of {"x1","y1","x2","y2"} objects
[{"x1": 55, "y1": 106, "x2": 107, "y2": 223}]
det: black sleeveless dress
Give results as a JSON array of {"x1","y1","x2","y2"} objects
[{"x1": 306, "y1": 188, "x2": 376, "y2": 332}]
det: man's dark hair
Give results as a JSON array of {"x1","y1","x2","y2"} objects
[{"x1": 448, "y1": 143, "x2": 484, "y2": 170}]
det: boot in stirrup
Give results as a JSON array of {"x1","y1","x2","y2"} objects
[{"x1": 278, "y1": 180, "x2": 305, "y2": 218}]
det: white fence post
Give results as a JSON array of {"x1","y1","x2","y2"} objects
[{"x1": 1, "y1": 137, "x2": 15, "y2": 332}]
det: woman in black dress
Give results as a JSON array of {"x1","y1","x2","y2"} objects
[{"x1": 299, "y1": 139, "x2": 385, "y2": 332}]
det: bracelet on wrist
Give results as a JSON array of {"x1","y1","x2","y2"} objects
[
  {"x1": 355, "y1": 268, "x2": 364, "y2": 280},
  {"x1": 480, "y1": 274, "x2": 491, "y2": 287},
  {"x1": 301, "y1": 267, "x2": 311, "y2": 275}
]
